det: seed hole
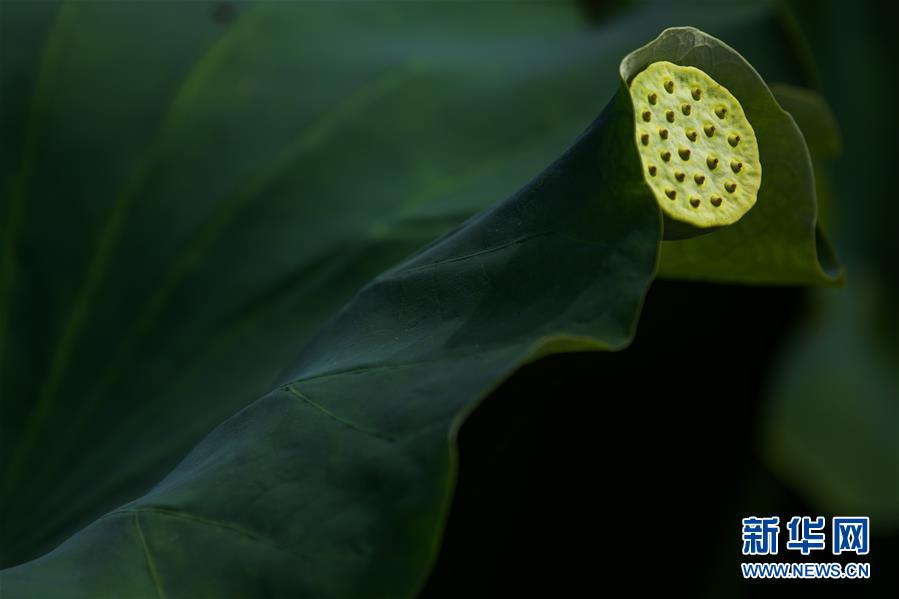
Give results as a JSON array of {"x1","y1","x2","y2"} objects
[
  {"x1": 665, "y1": 188, "x2": 677, "y2": 199},
  {"x1": 710, "y1": 196, "x2": 723, "y2": 207},
  {"x1": 666, "y1": 110, "x2": 675, "y2": 123},
  {"x1": 659, "y1": 128, "x2": 669, "y2": 140},
  {"x1": 648, "y1": 165, "x2": 657, "y2": 176},
  {"x1": 661, "y1": 151, "x2": 671, "y2": 162},
  {"x1": 675, "y1": 171, "x2": 685, "y2": 182},
  {"x1": 692, "y1": 88, "x2": 702, "y2": 101},
  {"x1": 664, "y1": 80, "x2": 674, "y2": 93},
  {"x1": 731, "y1": 160, "x2": 743, "y2": 173},
  {"x1": 715, "y1": 106, "x2": 727, "y2": 119},
  {"x1": 642, "y1": 110, "x2": 651, "y2": 122},
  {"x1": 703, "y1": 124, "x2": 715, "y2": 137},
  {"x1": 694, "y1": 174, "x2": 705, "y2": 185},
  {"x1": 640, "y1": 133, "x2": 649, "y2": 146},
  {"x1": 706, "y1": 156, "x2": 718, "y2": 170},
  {"x1": 689, "y1": 198, "x2": 701, "y2": 208},
  {"x1": 728, "y1": 134, "x2": 741, "y2": 147},
  {"x1": 678, "y1": 148, "x2": 691, "y2": 161},
  {"x1": 648, "y1": 92, "x2": 658, "y2": 105},
  {"x1": 686, "y1": 130, "x2": 698, "y2": 142},
  {"x1": 725, "y1": 181, "x2": 737, "y2": 193},
  {"x1": 681, "y1": 103, "x2": 692, "y2": 116}
]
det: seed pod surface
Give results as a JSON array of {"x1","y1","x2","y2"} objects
[{"x1": 630, "y1": 61, "x2": 761, "y2": 230}]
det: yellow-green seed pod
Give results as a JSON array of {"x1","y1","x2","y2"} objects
[{"x1": 629, "y1": 61, "x2": 761, "y2": 236}]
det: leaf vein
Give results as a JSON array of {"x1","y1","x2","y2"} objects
[
  {"x1": 132, "y1": 511, "x2": 166, "y2": 599},
  {"x1": 383, "y1": 231, "x2": 553, "y2": 278},
  {"x1": 120, "y1": 506, "x2": 310, "y2": 562},
  {"x1": 284, "y1": 385, "x2": 396, "y2": 443}
]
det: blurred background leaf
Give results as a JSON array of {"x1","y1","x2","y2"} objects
[{"x1": 761, "y1": 0, "x2": 899, "y2": 532}]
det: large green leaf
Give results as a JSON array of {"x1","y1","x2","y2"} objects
[
  {"x1": 2, "y1": 17, "x2": 840, "y2": 597},
  {"x1": 0, "y1": 0, "x2": 826, "y2": 566},
  {"x1": 4, "y1": 89, "x2": 660, "y2": 598},
  {"x1": 1, "y1": 0, "x2": 635, "y2": 564}
]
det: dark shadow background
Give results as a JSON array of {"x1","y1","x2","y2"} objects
[{"x1": 423, "y1": 282, "x2": 896, "y2": 597}]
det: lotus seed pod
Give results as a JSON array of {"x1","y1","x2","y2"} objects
[{"x1": 629, "y1": 61, "x2": 761, "y2": 236}]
